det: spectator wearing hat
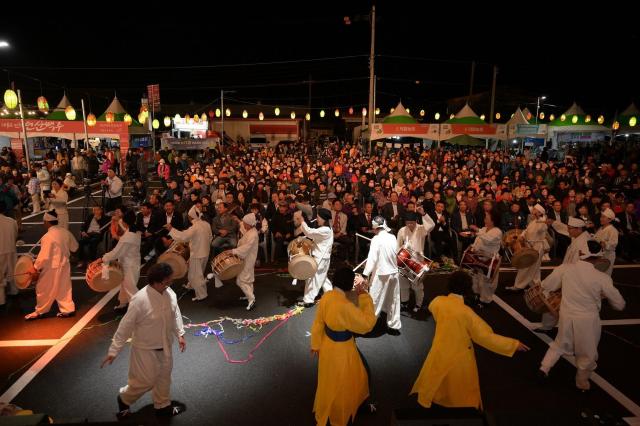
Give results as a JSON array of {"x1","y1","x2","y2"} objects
[{"x1": 594, "y1": 208, "x2": 618, "y2": 275}]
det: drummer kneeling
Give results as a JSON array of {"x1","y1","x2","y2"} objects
[{"x1": 538, "y1": 240, "x2": 625, "y2": 391}]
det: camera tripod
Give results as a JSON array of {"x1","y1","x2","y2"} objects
[{"x1": 81, "y1": 182, "x2": 106, "y2": 223}]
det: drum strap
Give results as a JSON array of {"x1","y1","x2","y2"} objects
[{"x1": 324, "y1": 325, "x2": 353, "y2": 342}]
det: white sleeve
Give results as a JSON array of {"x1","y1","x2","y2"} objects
[
  {"x1": 602, "y1": 277, "x2": 625, "y2": 311},
  {"x1": 541, "y1": 264, "x2": 566, "y2": 292},
  {"x1": 108, "y1": 303, "x2": 138, "y2": 356},
  {"x1": 103, "y1": 238, "x2": 126, "y2": 263},
  {"x1": 67, "y1": 229, "x2": 79, "y2": 253},
  {"x1": 110, "y1": 178, "x2": 123, "y2": 196},
  {"x1": 173, "y1": 299, "x2": 185, "y2": 337},
  {"x1": 363, "y1": 237, "x2": 378, "y2": 277},
  {"x1": 232, "y1": 232, "x2": 257, "y2": 259},
  {"x1": 420, "y1": 213, "x2": 435, "y2": 234},
  {"x1": 169, "y1": 226, "x2": 194, "y2": 243}
]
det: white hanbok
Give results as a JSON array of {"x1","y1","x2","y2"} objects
[
  {"x1": 594, "y1": 224, "x2": 618, "y2": 276},
  {"x1": 513, "y1": 219, "x2": 549, "y2": 289},
  {"x1": 540, "y1": 261, "x2": 625, "y2": 389},
  {"x1": 396, "y1": 213, "x2": 435, "y2": 306},
  {"x1": 103, "y1": 230, "x2": 142, "y2": 305},
  {"x1": 470, "y1": 227, "x2": 502, "y2": 303},
  {"x1": 49, "y1": 189, "x2": 69, "y2": 229},
  {"x1": 298, "y1": 222, "x2": 334, "y2": 304},
  {"x1": 0, "y1": 214, "x2": 18, "y2": 305},
  {"x1": 232, "y1": 227, "x2": 259, "y2": 303},
  {"x1": 363, "y1": 229, "x2": 401, "y2": 329},
  {"x1": 33, "y1": 225, "x2": 78, "y2": 314},
  {"x1": 169, "y1": 219, "x2": 213, "y2": 299},
  {"x1": 108, "y1": 286, "x2": 185, "y2": 409}
]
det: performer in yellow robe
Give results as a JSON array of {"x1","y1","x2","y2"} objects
[
  {"x1": 411, "y1": 271, "x2": 529, "y2": 409},
  {"x1": 311, "y1": 267, "x2": 377, "y2": 426}
]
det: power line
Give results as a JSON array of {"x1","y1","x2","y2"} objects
[{"x1": 3, "y1": 55, "x2": 368, "y2": 71}]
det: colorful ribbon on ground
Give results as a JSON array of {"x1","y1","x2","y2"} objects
[{"x1": 184, "y1": 306, "x2": 305, "y2": 364}]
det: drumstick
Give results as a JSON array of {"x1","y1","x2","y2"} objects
[{"x1": 352, "y1": 258, "x2": 367, "y2": 272}]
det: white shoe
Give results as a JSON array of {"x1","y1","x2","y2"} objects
[
  {"x1": 214, "y1": 277, "x2": 224, "y2": 288},
  {"x1": 291, "y1": 279, "x2": 298, "y2": 286},
  {"x1": 206, "y1": 273, "x2": 214, "y2": 280},
  {"x1": 246, "y1": 299, "x2": 256, "y2": 311},
  {"x1": 192, "y1": 296, "x2": 207, "y2": 302}
]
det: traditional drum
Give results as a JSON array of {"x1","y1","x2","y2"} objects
[
  {"x1": 524, "y1": 281, "x2": 561, "y2": 317},
  {"x1": 511, "y1": 247, "x2": 539, "y2": 269},
  {"x1": 502, "y1": 229, "x2": 520, "y2": 249},
  {"x1": 158, "y1": 242, "x2": 190, "y2": 279},
  {"x1": 211, "y1": 250, "x2": 244, "y2": 280},
  {"x1": 460, "y1": 247, "x2": 501, "y2": 281},
  {"x1": 14, "y1": 255, "x2": 36, "y2": 289},
  {"x1": 397, "y1": 247, "x2": 433, "y2": 283},
  {"x1": 287, "y1": 237, "x2": 318, "y2": 280},
  {"x1": 85, "y1": 259, "x2": 124, "y2": 292}
]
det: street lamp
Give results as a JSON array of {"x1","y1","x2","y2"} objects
[
  {"x1": 0, "y1": 41, "x2": 9, "y2": 48},
  {"x1": 535, "y1": 95, "x2": 547, "y2": 124}
]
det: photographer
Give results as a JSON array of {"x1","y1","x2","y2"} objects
[{"x1": 103, "y1": 169, "x2": 123, "y2": 213}]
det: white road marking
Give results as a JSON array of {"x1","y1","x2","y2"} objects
[{"x1": 0, "y1": 340, "x2": 59, "y2": 347}]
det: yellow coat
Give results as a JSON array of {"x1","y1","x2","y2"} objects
[
  {"x1": 311, "y1": 290, "x2": 377, "y2": 426},
  {"x1": 410, "y1": 294, "x2": 519, "y2": 409}
]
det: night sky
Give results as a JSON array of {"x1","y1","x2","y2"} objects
[{"x1": 1, "y1": 3, "x2": 638, "y2": 118}]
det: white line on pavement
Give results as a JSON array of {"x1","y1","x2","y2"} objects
[{"x1": 0, "y1": 340, "x2": 59, "y2": 348}]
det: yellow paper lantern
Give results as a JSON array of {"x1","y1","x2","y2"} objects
[
  {"x1": 290, "y1": 111, "x2": 296, "y2": 119},
  {"x1": 138, "y1": 112, "x2": 147, "y2": 124},
  {"x1": 560, "y1": 114, "x2": 566, "y2": 122},
  {"x1": 348, "y1": 107, "x2": 354, "y2": 115},
  {"x1": 305, "y1": 112, "x2": 311, "y2": 121},
  {"x1": 193, "y1": 114, "x2": 200, "y2": 123},
  {"x1": 164, "y1": 116, "x2": 171, "y2": 127},
  {"x1": 37, "y1": 96, "x2": 49, "y2": 112},
  {"x1": 106, "y1": 111, "x2": 115, "y2": 123},
  {"x1": 435, "y1": 112, "x2": 440, "y2": 120},
  {"x1": 174, "y1": 114, "x2": 181, "y2": 121},
  {"x1": 242, "y1": 110, "x2": 248, "y2": 119},
  {"x1": 549, "y1": 114, "x2": 555, "y2": 121},
  {"x1": 320, "y1": 110, "x2": 325, "y2": 118},
  {"x1": 225, "y1": 108, "x2": 231, "y2": 117},
  {"x1": 526, "y1": 112, "x2": 532, "y2": 121},
  {"x1": 539, "y1": 112, "x2": 545, "y2": 120},
  {"x1": 585, "y1": 115, "x2": 591, "y2": 123},
  {"x1": 571, "y1": 115, "x2": 578, "y2": 124},
  {"x1": 613, "y1": 121, "x2": 620, "y2": 130},
  {"x1": 362, "y1": 107, "x2": 367, "y2": 117},
  {"x1": 334, "y1": 108, "x2": 340, "y2": 117},
  {"x1": 123, "y1": 114, "x2": 132, "y2": 126},
  {"x1": 480, "y1": 114, "x2": 486, "y2": 121},
  {"x1": 152, "y1": 119, "x2": 160, "y2": 129},
  {"x1": 390, "y1": 108, "x2": 395, "y2": 113},
  {"x1": 215, "y1": 108, "x2": 221, "y2": 118},
  {"x1": 274, "y1": 107, "x2": 280, "y2": 116},
  {"x1": 597, "y1": 115, "x2": 604, "y2": 124},
  {"x1": 185, "y1": 114, "x2": 191, "y2": 122},
  {"x1": 86, "y1": 113, "x2": 97, "y2": 127},
  {"x1": 629, "y1": 117, "x2": 637, "y2": 127},
  {"x1": 258, "y1": 112, "x2": 264, "y2": 121},
  {"x1": 495, "y1": 112, "x2": 501, "y2": 120},
  {"x1": 3, "y1": 89, "x2": 18, "y2": 109},
  {"x1": 65, "y1": 105, "x2": 76, "y2": 120},
  {"x1": 419, "y1": 109, "x2": 425, "y2": 117},
  {"x1": 375, "y1": 108, "x2": 381, "y2": 115},
  {"x1": 201, "y1": 113, "x2": 207, "y2": 122},
  {"x1": 450, "y1": 113, "x2": 455, "y2": 119}
]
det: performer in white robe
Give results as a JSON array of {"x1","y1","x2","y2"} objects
[
  {"x1": 396, "y1": 208, "x2": 435, "y2": 311},
  {"x1": 101, "y1": 262, "x2": 187, "y2": 419},
  {"x1": 25, "y1": 210, "x2": 78, "y2": 319},
  {"x1": 539, "y1": 241, "x2": 625, "y2": 390},
  {"x1": 103, "y1": 211, "x2": 142, "y2": 310},
  {"x1": 508, "y1": 204, "x2": 549, "y2": 290},
  {"x1": 468, "y1": 210, "x2": 503, "y2": 304},
  {"x1": 231, "y1": 213, "x2": 259, "y2": 310},
  {"x1": 293, "y1": 208, "x2": 334, "y2": 307},
  {"x1": 0, "y1": 205, "x2": 18, "y2": 306},
  {"x1": 594, "y1": 208, "x2": 618, "y2": 276},
  {"x1": 167, "y1": 205, "x2": 212, "y2": 301},
  {"x1": 48, "y1": 179, "x2": 69, "y2": 230},
  {"x1": 363, "y1": 216, "x2": 401, "y2": 333}
]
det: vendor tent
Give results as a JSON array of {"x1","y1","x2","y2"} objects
[
  {"x1": 614, "y1": 103, "x2": 640, "y2": 135},
  {"x1": 370, "y1": 102, "x2": 439, "y2": 141},
  {"x1": 439, "y1": 103, "x2": 506, "y2": 141},
  {"x1": 547, "y1": 102, "x2": 609, "y2": 147},
  {"x1": 506, "y1": 107, "x2": 547, "y2": 139}
]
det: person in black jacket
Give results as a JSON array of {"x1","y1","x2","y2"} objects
[
  {"x1": 271, "y1": 201, "x2": 294, "y2": 260},
  {"x1": 501, "y1": 202, "x2": 528, "y2": 232},
  {"x1": 154, "y1": 199, "x2": 185, "y2": 257},
  {"x1": 76, "y1": 206, "x2": 110, "y2": 267},
  {"x1": 427, "y1": 200, "x2": 454, "y2": 259},
  {"x1": 451, "y1": 200, "x2": 476, "y2": 253},
  {"x1": 136, "y1": 202, "x2": 164, "y2": 258},
  {"x1": 617, "y1": 202, "x2": 640, "y2": 261}
]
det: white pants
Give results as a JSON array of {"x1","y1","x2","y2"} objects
[
  {"x1": 603, "y1": 251, "x2": 615, "y2": 276},
  {"x1": 236, "y1": 276, "x2": 255, "y2": 302},
  {"x1": 0, "y1": 252, "x2": 18, "y2": 305},
  {"x1": 35, "y1": 263, "x2": 75, "y2": 314},
  {"x1": 369, "y1": 272, "x2": 401, "y2": 329},
  {"x1": 399, "y1": 274, "x2": 424, "y2": 307},
  {"x1": 472, "y1": 270, "x2": 499, "y2": 303},
  {"x1": 57, "y1": 211, "x2": 69, "y2": 230},
  {"x1": 540, "y1": 313, "x2": 601, "y2": 389},
  {"x1": 120, "y1": 347, "x2": 173, "y2": 409},
  {"x1": 118, "y1": 262, "x2": 141, "y2": 305},
  {"x1": 303, "y1": 257, "x2": 332, "y2": 304},
  {"x1": 31, "y1": 194, "x2": 41, "y2": 213},
  {"x1": 188, "y1": 257, "x2": 208, "y2": 300},
  {"x1": 513, "y1": 248, "x2": 543, "y2": 289}
]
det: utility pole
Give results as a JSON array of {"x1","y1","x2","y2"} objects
[
  {"x1": 489, "y1": 65, "x2": 497, "y2": 124},
  {"x1": 306, "y1": 74, "x2": 312, "y2": 141},
  {"x1": 221, "y1": 89, "x2": 224, "y2": 152},
  {"x1": 367, "y1": 5, "x2": 376, "y2": 155}
]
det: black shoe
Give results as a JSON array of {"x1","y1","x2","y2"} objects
[
  {"x1": 387, "y1": 328, "x2": 401, "y2": 336},
  {"x1": 113, "y1": 304, "x2": 128, "y2": 312},
  {"x1": 155, "y1": 402, "x2": 186, "y2": 417},
  {"x1": 116, "y1": 396, "x2": 131, "y2": 420},
  {"x1": 57, "y1": 311, "x2": 76, "y2": 318},
  {"x1": 400, "y1": 303, "x2": 410, "y2": 312},
  {"x1": 297, "y1": 301, "x2": 314, "y2": 308},
  {"x1": 536, "y1": 369, "x2": 549, "y2": 384}
]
